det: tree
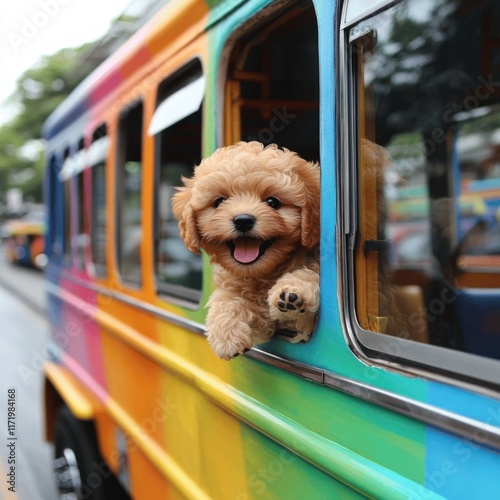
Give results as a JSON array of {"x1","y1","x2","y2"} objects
[{"x1": 0, "y1": 43, "x2": 93, "y2": 208}]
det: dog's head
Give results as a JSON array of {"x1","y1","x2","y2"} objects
[{"x1": 172, "y1": 141, "x2": 320, "y2": 277}]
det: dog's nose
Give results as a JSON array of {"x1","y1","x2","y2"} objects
[{"x1": 233, "y1": 214, "x2": 256, "y2": 233}]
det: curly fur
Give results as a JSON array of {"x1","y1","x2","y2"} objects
[{"x1": 172, "y1": 141, "x2": 320, "y2": 359}]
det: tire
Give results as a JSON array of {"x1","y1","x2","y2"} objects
[{"x1": 53, "y1": 406, "x2": 129, "y2": 500}]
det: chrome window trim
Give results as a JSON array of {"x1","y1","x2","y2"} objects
[
  {"x1": 46, "y1": 274, "x2": 500, "y2": 451},
  {"x1": 45, "y1": 275, "x2": 205, "y2": 334},
  {"x1": 248, "y1": 350, "x2": 500, "y2": 452},
  {"x1": 337, "y1": 0, "x2": 500, "y2": 393},
  {"x1": 341, "y1": 0, "x2": 400, "y2": 30}
]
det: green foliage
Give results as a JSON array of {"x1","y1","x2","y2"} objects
[{"x1": 0, "y1": 43, "x2": 92, "y2": 204}]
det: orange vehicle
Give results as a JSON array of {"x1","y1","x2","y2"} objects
[{"x1": 3, "y1": 210, "x2": 46, "y2": 269}]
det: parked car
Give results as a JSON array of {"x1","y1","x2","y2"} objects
[{"x1": 3, "y1": 210, "x2": 47, "y2": 269}]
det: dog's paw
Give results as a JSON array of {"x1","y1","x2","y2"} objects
[
  {"x1": 268, "y1": 283, "x2": 318, "y2": 342},
  {"x1": 210, "y1": 339, "x2": 252, "y2": 360},
  {"x1": 207, "y1": 326, "x2": 254, "y2": 360},
  {"x1": 277, "y1": 291, "x2": 307, "y2": 314},
  {"x1": 269, "y1": 286, "x2": 317, "y2": 321}
]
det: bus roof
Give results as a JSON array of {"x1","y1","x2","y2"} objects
[{"x1": 42, "y1": 0, "x2": 210, "y2": 145}]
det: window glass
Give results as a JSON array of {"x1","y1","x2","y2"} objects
[
  {"x1": 75, "y1": 171, "x2": 85, "y2": 268},
  {"x1": 91, "y1": 162, "x2": 107, "y2": 277},
  {"x1": 62, "y1": 149, "x2": 71, "y2": 263},
  {"x1": 47, "y1": 157, "x2": 58, "y2": 258},
  {"x1": 75, "y1": 138, "x2": 86, "y2": 269},
  {"x1": 153, "y1": 62, "x2": 203, "y2": 301},
  {"x1": 350, "y1": 0, "x2": 500, "y2": 365},
  {"x1": 117, "y1": 102, "x2": 143, "y2": 285},
  {"x1": 45, "y1": 156, "x2": 64, "y2": 259},
  {"x1": 225, "y1": 1, "x2": 319, "y2": 162},
  {"x1": 90, "y1": 126, "x2": 108, "y2": 277}
]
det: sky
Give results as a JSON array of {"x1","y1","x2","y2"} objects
[{"x1": 0, "y1": 0, "x2": 132, "y2": 123}]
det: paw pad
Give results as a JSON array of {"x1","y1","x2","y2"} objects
[{"x1": 277, "y1": 292, "x2": 306, "y2": 313}]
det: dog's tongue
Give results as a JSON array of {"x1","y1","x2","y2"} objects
[{"x1": 233, "y1": 239, "x2": 261, "y2": 264}]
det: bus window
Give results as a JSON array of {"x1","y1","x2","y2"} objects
[
  {"x1": 60, "y1": 141, "x2": 88, "y2": 268},
  {"x1": 90, "y1": 125, "x2": 108, "y2": 278},
  {"x1": 61, "y1": 148, "x2": 71, "y2": 264},
  {"x1": 116, "y1": 101, "x2": 143, "y2": 286},
  {"x1": 225, "y1": 0, "x2": 319, "y2": 163},
  {"x1": 344, "y1": 0, "x2": 500, "y2": 381},
  {"x1": 46, "y1": 156, "x2": 59, "y2": 259},
  {"x1": 151, "y1": 61, "x2": 203, "y2": 302},
  {"x1": 75, "y1": 138, "x2": 86, "y2": 270}
]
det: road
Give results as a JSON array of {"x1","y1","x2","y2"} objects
[{"x1": 0, "y1": 246, "x2": 58, "y2": 500}]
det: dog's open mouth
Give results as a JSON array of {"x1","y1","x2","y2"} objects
[{"x1": 228, "y1": 238, "x2": 274, "y2": 265}]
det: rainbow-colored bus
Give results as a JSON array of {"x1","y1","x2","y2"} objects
[{"x1": 43, "y1": 0, "x2": 500, "y2": 498}]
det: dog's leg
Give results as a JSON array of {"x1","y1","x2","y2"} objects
[
  {"x1": 206, "y1": 291, "x2": 274, "y2": 359},
  {"x1": 268, "y1": 267, "x2": 319, "y2": 343}
]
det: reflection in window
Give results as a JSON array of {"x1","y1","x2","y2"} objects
[
  {"x1": 351, "y1": 0, "x2": 500, "y2": 359},
  {"x1": 153, "y1": 63, "x2": 203, "y2": 301},
  {"x1": 117, "y1": 102, "x2": 143, "y2": 285}
]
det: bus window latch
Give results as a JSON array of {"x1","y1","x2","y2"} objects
[{"x1": 364, "y1": 239, "x2": 390, "y2": 253}]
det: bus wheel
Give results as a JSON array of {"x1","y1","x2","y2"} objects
[{"x1": 53, "y1": 405, "x2": 128, "y2": 500}]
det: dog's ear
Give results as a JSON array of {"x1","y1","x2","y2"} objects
[
  {"x1": 295, "y1": 160, "x2": 320, "y2": 251},
  {"x1": 172, "y1": 179, "x2": 201, "y2": 254}
]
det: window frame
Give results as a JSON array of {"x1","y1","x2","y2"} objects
[
  {"x1": 339, "y1": 0, "x2": 500, "y2": 393},
  {"x1": 75, "y1": 138, "x2": 86, "y2": 270},
  {"x1": 151, "y1": 59, "x2": 204, "y2": 305},
  {"x1": 61, "y1": 148, "x2": 72, "y2": 265},
  {"x1": 115, "y1": 99, "x2": 144, "y2": 288},
  {"x1": 46, "y1": 155, "x2": 61, "y2": 260},
  {"x1": 90, "y1": 124, "x2": 109, "y2": 278}
]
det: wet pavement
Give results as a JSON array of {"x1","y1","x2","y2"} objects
[{"x1": 0, "y1": 247, "x2": 57, "y2": 500}]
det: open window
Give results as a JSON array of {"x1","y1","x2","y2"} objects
[
  {"x1": 342, "y1": 0, "x2": 500, "y2": 386},
  {"x1": 150, "y1": 61, "x2": 203, "y2": 303},
  {"x1": 224, "y1": 0, "x2": 319, "y2": 163},
  {"x1": 221, "y1": 1, "x2": 320, "y2": 346}
]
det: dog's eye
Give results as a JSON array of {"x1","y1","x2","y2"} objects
[
  {"x1": 214, "y1": 197, "x2": 226, "y2": 208},
  {"x1": 265, "y1": 197, "x2": 282, "y2": 209}
]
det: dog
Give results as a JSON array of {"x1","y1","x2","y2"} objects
[{"x1": 172, "y1": 141, "x2": 320, "y2": 359}]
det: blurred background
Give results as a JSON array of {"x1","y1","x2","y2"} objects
[{"x1": 0, "y1": 0, "x2": 168, "y2": 216}]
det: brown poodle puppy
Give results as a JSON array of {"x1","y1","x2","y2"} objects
[{"x1": 172, "y1": 141, "x2": 320, "y2": 359}]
